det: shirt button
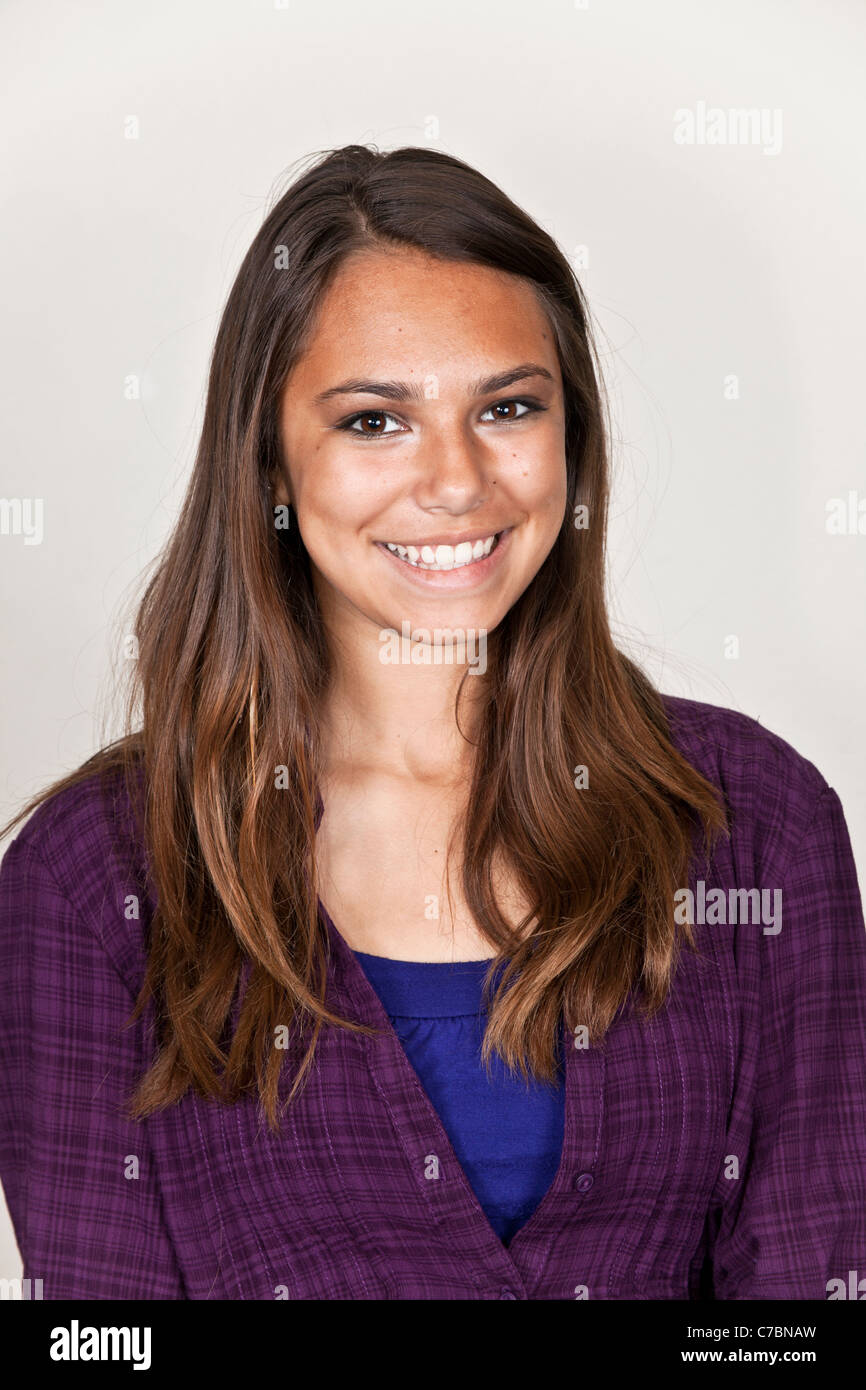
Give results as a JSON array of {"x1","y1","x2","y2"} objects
[
  {"x1": 499, "y1": 1286, "x2": 517, "y2": 1299},
  {"x1": 574, "y1": 1172, "x2": 594, "y2": 1193}
]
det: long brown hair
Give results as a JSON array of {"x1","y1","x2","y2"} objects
[{"x1": 2, "y1": 144, "x2": 729, "y2": 1131}]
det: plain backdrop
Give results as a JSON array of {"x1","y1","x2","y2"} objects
[{"x1": 1, "y1": 0, "x2": 864, "y2": 1286}]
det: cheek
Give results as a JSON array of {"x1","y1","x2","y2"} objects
[
  {"x1": 500, "y1": 440, "x2": 567, "y2": 515},
  {"x1": 293, "y1": 445, "x2": 372, "y2": 521},
  {"x1": 293, "y1": 449, "x2": 399, "y2": 555}
]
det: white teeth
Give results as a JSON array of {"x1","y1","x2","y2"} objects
[{"x1": 383, "y1": 533, "x2": 500, "y2": 570}]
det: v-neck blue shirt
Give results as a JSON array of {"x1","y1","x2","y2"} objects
[{"x1": 351, "y1": 949, "x2": 566, "y2": 1246}]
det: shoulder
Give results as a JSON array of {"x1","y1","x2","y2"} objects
[
  {"x1": 659, "y1": 692, "x2": 828, "y2": 794},
  {"x1": 0, "y1": 761, "x2": 150, "y2": 990},
  {"x1": 659, "y1": 693, "x2": 833, "y2": 879}
]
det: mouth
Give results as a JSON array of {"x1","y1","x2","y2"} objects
[
  {"x1": 374, "y1": 527, "x2": 515, "y2": 590},
  {"x1": 376, "y1": 530, "x2": 506, "y2": 571}
]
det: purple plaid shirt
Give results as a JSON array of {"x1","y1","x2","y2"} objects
[{"x1": 1, "y1": 695, "x2": 865, "y2": 1300}]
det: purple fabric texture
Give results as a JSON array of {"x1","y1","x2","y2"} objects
[{"x1": 1, "y1": 694, "x2": 865, "y2": 1300}]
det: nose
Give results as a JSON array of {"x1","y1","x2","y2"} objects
[{"x1": 411, "y1": 418, "x2": 492, "y2": 514}]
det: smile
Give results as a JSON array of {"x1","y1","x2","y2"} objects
[
  {"x1": 379, "y1": 533, "x2": 500, "y2": 571},
  {"x1": 374, "y1": 526, "x2": 515, "y2": 589}
]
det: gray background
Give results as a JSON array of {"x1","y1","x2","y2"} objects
[{"x1": 1, "y1": 0, "x2": 864, "y2": 1287}]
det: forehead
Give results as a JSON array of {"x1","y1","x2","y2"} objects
[{"x1": 287, "y1": 245, "x2": 559, "y2": 386}]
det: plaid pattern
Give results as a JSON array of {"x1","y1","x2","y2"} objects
[{"x1": 1, "y1": 694, "x2": 864, "y2": 1300}]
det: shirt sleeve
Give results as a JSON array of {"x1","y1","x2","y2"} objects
[
  {"x1": 0, "y1": 832, "x2": 187, "y2": 1299},
  {"x1": 706, "y1": 784, "x2": 866, "y2": 1299}
]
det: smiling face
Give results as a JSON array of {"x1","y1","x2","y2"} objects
[{"x1": 274, "y1": 244, "x2": 568, "y2": 645}]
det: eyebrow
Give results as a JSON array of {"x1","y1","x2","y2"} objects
[{"x1": 312, "y1": 362, "x2": 555, "y2": 405}]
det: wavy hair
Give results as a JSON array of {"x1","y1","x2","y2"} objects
[{"x1": 3, "y1": 144, "x2": 729, "y2": 1130}]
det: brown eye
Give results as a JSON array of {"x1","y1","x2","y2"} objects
[
  {"x1": 480, "y1": 398, "x2": 541, "y2": 423},
  {"x1": 341, "y1": 410, "x2": 403, "y2": 438},
  {"x1": 357, "y1": 412, "x2": 386, "y2": 434}
]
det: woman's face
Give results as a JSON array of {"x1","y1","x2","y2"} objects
[{"x1": 274, "y1": 245, "x2": 567, "y2": 643}]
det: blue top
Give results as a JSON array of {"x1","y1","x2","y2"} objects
[{"x1": 352, "y1": 949, "x2": 565, "y2": 1246}]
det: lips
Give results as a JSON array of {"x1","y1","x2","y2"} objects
[
  {"x1": 380, "y1": 533, "x2": 500, "y2": 571},
  {"x1": 375, "y1": 526, "x2": 514, "y2": 586},
  {"x1": 379, "y1": 529, "x2": 503, "y2": 548}
]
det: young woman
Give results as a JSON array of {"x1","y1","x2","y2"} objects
[{"x1": 1, "y1": 144, "x2": 864, "y2": 1301}]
